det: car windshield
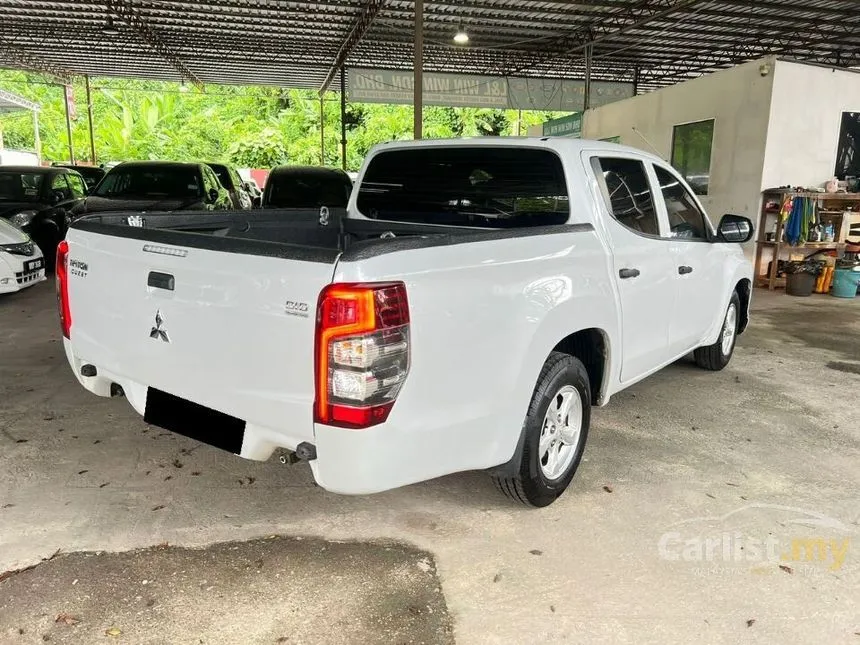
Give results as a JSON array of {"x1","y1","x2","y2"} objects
[
  {"x1": 93, "y1": 166, "x2": 202, "y2": 199},
  {"x1": 209, "y1": 165, "x2": 231, "y2": 189},
  {"x1": 356, "y1": 147, "x2": 570, "y2": 228},
  {"x1": 266, "y1": 173, "x2": 350, "y2": 208},
  {"x1": 0, "y1": 172, "x2": 45, "y2": 202}
]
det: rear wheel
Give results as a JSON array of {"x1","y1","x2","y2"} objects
[
  {"x1": 493, "y1": 352, "x2": 591, "y2": 507},
  {"x1": 693, "y1": 291, "x2": 740, "y2": 371}
]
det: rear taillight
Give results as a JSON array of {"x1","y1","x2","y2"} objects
[
  {"x1": 56, "y1": 240, "x2": 71, "y2": 339},
  {"x1": 315, "y1": 282, "x2": 410, "y2": 429}
]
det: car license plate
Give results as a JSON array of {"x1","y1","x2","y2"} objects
[{"x1": 25, "y1": 258, "x2": 43, "y2": 272}]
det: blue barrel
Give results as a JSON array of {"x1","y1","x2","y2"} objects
[{"x1": 832, "y1": 268, "x2": 860, "y2": 298}]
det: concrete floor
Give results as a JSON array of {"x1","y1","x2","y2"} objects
[{"x1": 1, "y1": 282, "x2": 858, "y2": 644}]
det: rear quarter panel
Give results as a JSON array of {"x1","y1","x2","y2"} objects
[{"x1": 321, "y1": 227, "x2": 618, "y2": 491}]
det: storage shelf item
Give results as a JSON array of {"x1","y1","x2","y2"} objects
[{"x1": 754, "y1": 190, "x2": 859, "y2": 291}]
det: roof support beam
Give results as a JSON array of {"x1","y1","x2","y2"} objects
[
  {"x1": 508, "y1": 0, "x2": 703, "y2": 74},
  {"x1": 106, "y1": 0, "x2": 203, "y2": 89},
  {"x1": 319, "y1": 0, "x2": 388, "y2": 94},
  {"x1": 0, "y1": 37, "x2": 73, "y2": 83}
]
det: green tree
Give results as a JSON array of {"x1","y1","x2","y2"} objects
[{"x1": 0, "y1": 70, "x2": 564, "y2": 171}]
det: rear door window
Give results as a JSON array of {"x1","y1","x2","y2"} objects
[
  {"x1": 67, "y1": 173, "x2": 87, "y2": 198},
  {"x1": 590, "y1": 157, "x2": 660, "y2": 237},
  {"x1": 51, "y1": 173, "x2": 73, "y2": 201},
  {"x1": 357, "y1": 147, "x2": 569, "y2": 228}
]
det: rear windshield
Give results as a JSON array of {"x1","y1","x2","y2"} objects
[
  {"x1": 94, "y1": 166, "x2": 202, "y2": 199},
  {"x1": 0, "y1": 172, "x2": 45, "y2": 202},
  {"x1": 266, "y1": 172, "x2": 351, "y2": 208},
  {"x1": 357, "y1": 147, "x2": 570, "y2": 228}
]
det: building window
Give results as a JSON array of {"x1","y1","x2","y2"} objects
[
  {"x1": 671, "y1": 119, "x2": 714, "y2": 196},
  {"x1": 835, "y1": 112, "x2": 860, "y2": 180}
]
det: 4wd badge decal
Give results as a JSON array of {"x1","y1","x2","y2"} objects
[{"x1": 285, "y1": 300, "x2": 309, "y2": 318}]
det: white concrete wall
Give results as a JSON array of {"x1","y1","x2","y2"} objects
[
  {"x1": 581, "y1": 58, "x2": 777, "y2": 229},
  {"x1": 761, "y1": 61, "x2": 860, "y2": 189}
]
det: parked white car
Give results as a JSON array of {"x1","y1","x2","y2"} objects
[
  {"x1": 59, "y1": 139, "x2": 754, "y2": 506},
  {"x1": 0, "y1": 218, "x2": 45, "y2": 294}
]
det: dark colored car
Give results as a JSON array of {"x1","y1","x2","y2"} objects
[
  {"x1": 262, "y1": 166, "x2": 352, "y2": 209},
  {"x1": 206, "y1": 162, "x2": 253, "y2": 210},
  {"x1": 72, "y1": 161, "x2": 232, "y2": 217},
  {"x1": 52, "y1": 164, "x2": 107, "y2": 191},
  {"x1": 0, "y1": 166, "x2": 88, "y2": 267}
]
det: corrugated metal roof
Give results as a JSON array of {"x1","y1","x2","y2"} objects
[{"x1": 0, "y1": 0, "x2": 857, "y2": 92}]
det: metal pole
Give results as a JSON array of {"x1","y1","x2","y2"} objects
[
  {"x1": 33, "y1": 111, "x2": 41, "y2": 163},
  {"x1": 413, "y1": 0, "x2": 423, "y2": 140},
  {"x1": 63, "y1": 84, "x2": 75, "y2": 164},
  {"x1": 517, "y1": 109, "x2": 523, "y2": 136},
  {"x1": 85, "y1": 75, "x2": 96, "y2": 164},
  {"x1": 583, "y1": 43, "x2": 593, "y2": 111},
  {"x1": 632, "y1": 66, "x2": 640, "y2": 96},
  {"x1": 340, "y1": 67, "x2": 347, "y2": 171},
  {"x1": 319, "y1": 92, "x2": 325, "y2": 165}
]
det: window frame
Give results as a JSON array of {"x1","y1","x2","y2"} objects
[
  {"x1": 587, "y1": 153, "x2": 668, "y2": 240},
  {"x1": 670, "y1": 118, "x2": 715, "y2": 197},
  {"x1": 651, "y1": 162, "x2": 715, "y2": 243}
]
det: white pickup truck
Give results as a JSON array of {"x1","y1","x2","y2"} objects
[{"x1": 59, "y1": 139, "x2": 753, "y2": 507}]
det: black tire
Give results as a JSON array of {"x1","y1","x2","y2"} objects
[
  {"x1": 493, "y1": 352, "x2": 591, "y2": 507},
  {"x1": 693, "y1": 291, "x2": 741, "y2": 371}
]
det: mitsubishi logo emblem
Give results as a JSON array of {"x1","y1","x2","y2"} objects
[{"x1": 150, "y1": 310, "x2": 170, "y2": 343}]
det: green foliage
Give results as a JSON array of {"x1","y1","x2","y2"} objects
[
  {"x1": 228, "y1": 127, "x2": 289, "y2": 168},
  {"x1": 0, "y1": 70, "x2": 562, "y2": 171}
]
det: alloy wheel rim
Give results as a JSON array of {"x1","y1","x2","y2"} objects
[
  {"x1": 721, "y1": 303, "x2": 738, "y2": 356},
  {"x1": 539, "y1": 385, "x2": 582, "y2": 480}
]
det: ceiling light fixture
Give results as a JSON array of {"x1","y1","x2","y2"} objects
[
  {"x1": 453, "y1": 25, "x2": 469, "y2": 45},
  {"x1": 102, "y1": 15, "x2": 120, "y2": 36}
]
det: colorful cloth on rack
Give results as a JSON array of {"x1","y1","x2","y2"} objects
[{"x1": 784, "y1": 196, "x2": 817, "y2": 246}]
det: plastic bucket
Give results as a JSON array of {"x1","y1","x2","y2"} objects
[
  {"x1": 786, "y1": 272, "x2": 816, "y2": 297},
  {"x1": 832, "y1": 268, "x2": 860, "y2": 298}
]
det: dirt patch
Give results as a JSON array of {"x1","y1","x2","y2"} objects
[{"x1": 0, "y1": 536, "x2": 453, "y2": 645}]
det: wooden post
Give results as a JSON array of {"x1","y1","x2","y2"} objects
[
  {"x1": 63, "y1": 84, "x2": 75, "y2": 164},
  {"x1": 414, "y1": 0, "x2": 423, "y2": 140},
  {"x1": 85, "y1": 75, "x2": 97, "y2": 164},
  {"x1": 319, "y1": 92, "x2": 325, "y2": 165},
  {"x1": 340, "y1": 67, "x2": 348, "y2": 170}
]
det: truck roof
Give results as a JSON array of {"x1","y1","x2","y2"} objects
[{"x1": 367, "y1": 137, "x2": 665, "y2": 164}]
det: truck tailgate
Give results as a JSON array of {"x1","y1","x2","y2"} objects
[{"x1": 64, "y1": 225, "x2": 339, "y2": 451}]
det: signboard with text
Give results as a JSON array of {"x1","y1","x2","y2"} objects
[
  {"x1": 348, "y1": 68, "x2": 633, "y2": 112},
  {"x1": 542, "y1": 113, "x2": 582, "y2": 138}
]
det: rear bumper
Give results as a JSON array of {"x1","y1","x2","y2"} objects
[{"x1": 63, "y1": 339, "x2": 423, "y2": 495}]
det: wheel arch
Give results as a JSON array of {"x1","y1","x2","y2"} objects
[{"x1": 551, "y1": 327, "x2": 611, "y2": 406}]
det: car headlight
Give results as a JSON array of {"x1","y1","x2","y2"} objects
[{"x1": 10, "y1": 210, "x2": 38, "y2": 227}]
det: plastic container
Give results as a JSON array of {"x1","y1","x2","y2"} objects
[
  {"x1": 786, "y1": 272, "x2": 817, "y2": 296},
  {"x1": 832, "y1": 268, "x2": 860, "y2": 298}
]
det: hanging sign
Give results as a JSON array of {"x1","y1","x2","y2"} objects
[{"x1": 348, "y1": 68, "x2": 633, "y2": 111}]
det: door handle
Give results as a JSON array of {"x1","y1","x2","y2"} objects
[
  {"x1": 619, "y1": 268, "x2": 640, "y2": 279},
  {"x1": 678, "y1": 265, "x2": 694, "y2": 275}
]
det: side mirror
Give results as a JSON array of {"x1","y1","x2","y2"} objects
[
  {"x1": 717, "y1": 214, "x2": 754, "y2": 243},
  {"x1": 50, "y1": 190, "x2": 65, "y2": 205},
  {"x1": 208, "y1": 188, "x2": 219, "y2": 203}
]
